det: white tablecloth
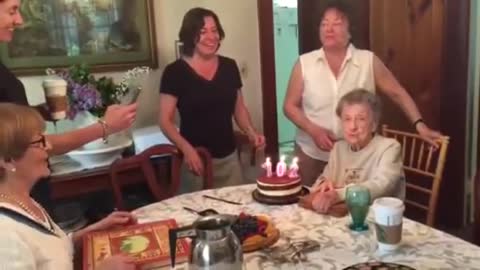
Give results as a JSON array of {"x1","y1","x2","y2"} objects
[{"x1": 133, "y1": 184, "x2": 480, "y2": 270}]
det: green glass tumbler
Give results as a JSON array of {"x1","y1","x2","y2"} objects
[{"x1": 346, "y1": 185, "x2": 371, "y2": 232}]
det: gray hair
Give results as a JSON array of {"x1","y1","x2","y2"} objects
[{"x1": 335, "y1": 89, "x2": 382, "y2": 129}]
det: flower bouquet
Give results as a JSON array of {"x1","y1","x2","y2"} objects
[{"x1": 46, "y1": 64, "x2": 151, "y2": 120}]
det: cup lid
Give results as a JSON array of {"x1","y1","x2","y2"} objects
[
  {"x1": 373, "y1": 197, "x2": 404, "y2": 211},
  {"x1": 42, "y1": 78, "x2": 67, "y2": 87}
]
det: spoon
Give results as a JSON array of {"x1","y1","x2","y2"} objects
[{"x1": 183, "y1": 207, "x2": 219, "y2": 216}]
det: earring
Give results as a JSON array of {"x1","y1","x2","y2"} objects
[{"x1": 10, "y1": 167, "x2": 16, "y2": 173}]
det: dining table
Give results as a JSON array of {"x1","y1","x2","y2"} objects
[{"x1": 133, "y1": 184, "x2": 480, "y2": 270}]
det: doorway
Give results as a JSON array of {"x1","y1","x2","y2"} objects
[{"x1": 273, "y1": 0, "x2": 298, "y2": 157}]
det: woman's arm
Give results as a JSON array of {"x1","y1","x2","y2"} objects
[
  {"x1": 46, "y1": 124, "x2": 104, "y2": 156},
  {"x1": 373, "y1": 55, "x2": 442, "y2": 145},
  {"x1": 46, "y1": 104, "x2": 137, "y2": 156},
  {"x1": 158, "y1": 94, "x2": 203, "y2": 175},
  {"x1": 283, "y1": 60, "x2": 336, "y2": 151},
  {"x1": 233, "y1": 91, "x2": 265, "y2": 148},
  {"x1": 311, "y1": 144, "x2": 337, "y2": 191},
  {"x1": 158, "y1": 94, "x2": 194, "y2": 155},
  {"x1": 283, "y1": 60, "x2": 315, "y2": 134}
]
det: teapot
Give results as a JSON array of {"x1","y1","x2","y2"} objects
[{"x1": 169, "y1": 214, "x2": 243, "y2": 270}]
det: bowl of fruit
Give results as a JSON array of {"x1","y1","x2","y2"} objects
[{"x1": 231, "y1": 213, "x2": 280, "y2": 252}]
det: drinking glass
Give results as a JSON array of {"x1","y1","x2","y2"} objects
[{"x1": 346, "y1": 185, "x2": 371, "y2": 232}]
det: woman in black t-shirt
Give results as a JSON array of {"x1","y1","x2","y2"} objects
[{"x1": 159, "y1": 8, "x2": 265, "y2": 191}]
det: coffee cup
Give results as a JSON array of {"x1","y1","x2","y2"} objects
[
  {"x1": 372, "y1": 197, "x2": 405, "y2": 252},
  {"x1": 42, "y1": 78, "x2": 68, "y2": 120}
]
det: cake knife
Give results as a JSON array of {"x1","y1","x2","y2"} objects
[{"x1": 202, "y1": 195, "x2": 243, "y2": 205}]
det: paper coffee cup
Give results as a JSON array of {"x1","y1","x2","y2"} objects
[
  {"x1": 372, "y1": 197, "x2": 405, "y2": 252},
  {"x1": 42, "y1": 79, "x2": 68, "y2": 120}
]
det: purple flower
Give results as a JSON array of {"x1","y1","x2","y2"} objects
[{"x1": 58, "y1": 71, "x2": 102, "y2": 119}]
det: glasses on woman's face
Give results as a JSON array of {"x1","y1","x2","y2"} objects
[{"x1": 29, "y1": 135, "x2": 47, "y2": 149}]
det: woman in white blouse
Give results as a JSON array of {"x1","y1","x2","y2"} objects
[
  {"x1": 283, "y1": 1, "x2": 441, "y2": 186},
  {"x1": 0, "y1": 103, "x2": 136, "y2": 270}
]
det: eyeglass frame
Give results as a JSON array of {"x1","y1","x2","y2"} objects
[{"x1": 29, "y1": 135, "x2": 47, "y2": 149}]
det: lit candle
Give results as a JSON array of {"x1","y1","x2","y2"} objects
[
  {"x1": 288, "y1": 157, "x2": 299, "y2": 178},
  {"x1": 262, "y1": 157, "x2": 273, "y2": 177},
  {"x1": 276, "y1": 155, "x2": 287, "y2": 177}
]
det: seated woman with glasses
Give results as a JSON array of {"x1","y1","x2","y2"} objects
[
  {"x1": 0, "y1": 103, "x2": 136, "y2": 270},
  {"x1": 301, "y1": 89, "x2": 405, "y2": 214}
]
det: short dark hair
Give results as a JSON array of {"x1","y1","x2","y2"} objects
[
  {"x1": 178, "y1": 8, "x2": 225, "y2": 57},
  {"x1": 319, "y1": 0, "x2": 354, "y2": 36}
]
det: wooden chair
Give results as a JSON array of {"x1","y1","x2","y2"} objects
[
  {"x1": 234, "y1": 130, "x2": 257, "y2": 166},
  {"x1": 109, "y1": 144, "x2": 214, "y2": 210},
  {"x1": 474, "y1": 169, "x2": 480, "y2": 246},
  {"x1": 382, "y1": 125, "x2": 450, "y2": 226}
]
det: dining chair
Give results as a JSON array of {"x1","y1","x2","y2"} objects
[
  {"x1": 234, "y1": 130, "x2": 257, "y2": 166},
  {"x1": 382, "y1": 125, "x2": 450, "y2": 226},
  {"x1": 109, "y1": 144, "x2": 214, "y2": 210},
  {"x1": 474, "y1": 169, "x2": 480, "y2": 246}
]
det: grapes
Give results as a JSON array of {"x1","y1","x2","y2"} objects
[{"x1": 231, "y1": 213, "x2": 268, "y2": 243}]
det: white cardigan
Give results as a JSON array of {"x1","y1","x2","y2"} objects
[{"x1": 0, "y1": 202, "x2": 73, "y2": 270}]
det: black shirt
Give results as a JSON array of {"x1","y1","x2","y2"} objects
[
  {"x1": 160, "y1": 56, "x2": 242, "y2": 158},
  {"x1": 0, "y1": 62, "x2": 29, "y2": 105}
]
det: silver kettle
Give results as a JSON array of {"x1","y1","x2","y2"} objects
[{"x1": 169, "y1": 214, "x2": 243, "y2": 270}]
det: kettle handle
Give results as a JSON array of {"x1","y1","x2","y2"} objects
[{"x1": 168, "y1": 225, "x2": 195, "y2": 268}]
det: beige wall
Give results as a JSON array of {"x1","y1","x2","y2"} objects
[{"x1": 19, "y1": 0, "x2": 264, "y2": 133}]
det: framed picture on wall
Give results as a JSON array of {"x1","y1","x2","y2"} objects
[{"x1": 0, "y1": 0, "x2": 158, "y2": 75}]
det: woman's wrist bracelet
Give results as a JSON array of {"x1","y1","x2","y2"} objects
[
  {"x1": 413, "y1": 118, "x2": 424, "y2": 129},
  {"x1": 97, "y1": 118, "x2": 109, "y2": 143}
]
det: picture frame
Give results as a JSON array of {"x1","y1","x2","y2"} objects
[{"x1": 0, "y1": 0, "x2": 158, "y2": 75}]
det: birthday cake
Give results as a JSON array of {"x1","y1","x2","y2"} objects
[{"x1": 254, "y1": 156, "x2": 303, "y2": 204}]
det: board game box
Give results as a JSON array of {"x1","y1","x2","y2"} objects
[{"x1": 83, "y1": 219, "x2": 189, "y2": 270}]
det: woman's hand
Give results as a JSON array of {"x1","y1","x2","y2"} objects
[
  {"x1": 311, "y1": 189, "x2": 340, "y2": 214},
  {"x1": 308, "y1": 125, "x2": 337, "y2": 151},
  {"x1": 312, "y1": 179, "x2": 335, "y2": 193},
  {"x1": 247, "y1": 131, "x2": 266, "y2": 149},
  {"x1": 103, "y1": 103, "x2": 137, "y2": 134},
  {"x1": 184, "y1": 146, "x2": 204, "y2": 176},
  {"x1": 416, "y1": 122, "x2": 442, "y2": 148},
  {"x1": 95, "y1": 255, "x2": 135, "y2": 270},
  {"x1": 88, "y1": 211, "x2": 137, "y2": 232},
  {"x1": 72, "y1": 211, "x2": 137, "y2": 246}
]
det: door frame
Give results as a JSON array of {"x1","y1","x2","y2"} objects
[{"x1": 257, "y1": 0, "x2": 279, "y2": 160}]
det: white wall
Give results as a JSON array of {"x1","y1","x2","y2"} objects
[{"x1": 19, "y1": 0, "x2": 264, "y2": 133}]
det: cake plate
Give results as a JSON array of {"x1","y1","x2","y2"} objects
[{"x1": 252, "y1": 186, "x2": 310, "y2": 205}]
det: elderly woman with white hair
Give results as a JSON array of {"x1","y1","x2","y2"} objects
[{"x1": 306, "y1": 89, "x2": 405, "y2": 214}]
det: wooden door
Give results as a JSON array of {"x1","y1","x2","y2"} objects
[{"x1": 370, "y1": 0, "x2": 444, "y2": 131}]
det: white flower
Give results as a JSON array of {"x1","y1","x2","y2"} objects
[{"x1": 114, "y1": 66, "x2": 151, "y2": 101}]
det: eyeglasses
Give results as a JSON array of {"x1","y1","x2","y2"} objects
[{"x1": 29, "y1": 135, "x2": 47, "y2": 149}]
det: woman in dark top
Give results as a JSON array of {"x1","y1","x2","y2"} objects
[
  {"x1": 159, "y1": 7, "x2": 265, "y2": 191},
  {"x1": 0, "y1": 0, "x2": 137, "y2": 214}
]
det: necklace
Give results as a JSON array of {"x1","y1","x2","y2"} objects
[{"x1": 0, "y1": 193, "x2": 55, "y2": 233}]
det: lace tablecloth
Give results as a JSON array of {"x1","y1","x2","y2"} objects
[{"x1": 133, "y1": 184, "x2": 480, "y2": 270}]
